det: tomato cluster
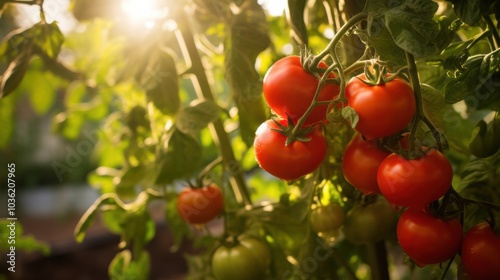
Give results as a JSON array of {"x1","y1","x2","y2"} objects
[
  {"x1": 255, "y1": 56, "x2": 339, "y2": 181},
  {"x1": 254, "y1": 56, "x2": 500, "y2": 276}
]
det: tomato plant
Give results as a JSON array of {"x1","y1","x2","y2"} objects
[
  {"x1": 461, "y1": 222, "x2": 500, "y2": 280},
  {"x1": 343, "y1": 196, "x2": 397, "y2": 244},
  {"x1": 397, "y1": 209, "x2": 463, "y2": 267},
  {"x1": 254, "y1": 119, "x2": 327, "y2": 181},
  {"x1": 377, "y1": 149, "x2": 453, "y2": 209},
  {"x1": 309, "y1": 203, "x2": 344, "y2": 233},
  {"x1": 263, "y1": 56, "x2": 339, "y2": 125},
  {"x1": 212, "y1": 235, "x2": 271, "y2": 280},
  {"x1": 345, "y1": 74, "x2": 416, "y2": 140},
  {"x1": 342, "y1": 133, "x2": 390, "y2": 195},
  {"x1": 176, "y1": 185, "x2": 224, "y2": 224}
]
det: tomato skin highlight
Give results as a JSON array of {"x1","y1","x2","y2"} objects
[
  {"x1": 263, "y1": 56, "x2": 339, "y2": 125},
  {"x1": 397, "y1": 209, "x2": 463, "y2": 266},
  {"x1": 377, "y1": 149, "x2": 453, "y2": 209},
  {"x1": 176, "y1": 185, "x2": 224, "y2": 224},
  {"x1": 461, "y1": 222, "x2": 500, "y2": 280},
  {"x1": 345, "y1": 74, "x2": 416, "y2": 139},
  {"x1": 212, "y1": 235, "x2": 270, "y2": 280},
  {"x1": 254, "y1": 119, "x2": 327, "y2": 181},
  {"x1": 342, "y1": 134, "x2": 390, "y2": 195}
]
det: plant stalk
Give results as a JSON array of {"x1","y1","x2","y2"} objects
[
  {"x1": 405, "y1": 52, "x2": 424, "y2": 154},
  {"x1": 366, "y1": 241, "x2": 390, "y2": 280},
  {"x1": 176, "y1": 15, "x2": 252, "y2": 206}
]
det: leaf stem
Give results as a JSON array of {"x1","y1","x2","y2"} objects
[{"x1": 176, "y1": 14, "x2": 252, "y2": 206}]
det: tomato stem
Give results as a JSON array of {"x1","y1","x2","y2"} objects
[
  {"x1": 405, "y1": 52, "x2": 424, "y2": 156},
  {"x1": 365, "y1": 241, "x2": 390, "y2": 280},
  {"x1": 176, "y1": 14, "x2": 252, "y2": 207},
  {"x1": 483, "y1": 15, "x2": 500, "y2": 50},
  {"x1": 290, "y1": 63, "x2": 336, "y2": 136},
  {"x1": 310, "y1": 12, "x2": 368, "y2": 67},
  {"x1": 196, "y1": 157, "x2": 223, "y2": 187},
  {"x1": 439, "y1": 256, "x2": 455, "y2": 280}
]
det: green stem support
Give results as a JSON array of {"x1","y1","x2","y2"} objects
[{"x1": 176, "y1": 14, "x2": 252, "y2": 207}]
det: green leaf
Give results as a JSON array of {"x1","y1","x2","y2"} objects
[
  {"x1": 120, "y1": 210, "x2": 156, "y2": 252},
  {"x1": 342, "y1": 106, "x2": 359, "y2": 129},
  {"x1": 444, "y1": 53, "x2": 500, "y2": 111},
  {"x1": 224, "y1": 1, "x2": 270, "y2": 146},
  {"x1": 365, "y1": 14, "x2": 406, "y2": 66},
  {"x1": 421, "y1": 84, "x2": 473, "y2": 153},
  {"x1": 0, "y1": 91, "x2": 15, "y2": 148},
  {"x1": 286, "y1": 0, "x2": 308, "y2": 46},
  {"x1": 459, "y1": 153, "x2": 500, "y2": 197},
  {"x1": 31, "y1": 22, "x2": 64, "y2": 59},
  {"x1": 0, "y1": 47, "x2": 32, "y2": 98},
  {"x1": 0, "y1": 219, "x2": 50, "y2": 255},
  {"x1": 155, "y1": 129, "x2": 203, "y2": 184},
  {"x1": 383, "y1": 0, "x2": 452, "y2": 58},
  {"x1": 74, "y1": 193, "x2": 119, "y2": 243},
  {"x1": 141, "y1": 48, "x2": 180, "y2": 116},
  {"x1": 109, "y1": 250, "x2": 150, "y2": 280},
  {"x1": 448, "y1": 0, "x2": 489, "y2": 26},
  {"x1": 175, "y1": 99, "x2": 221, "y2": 136},
  {"x1": 23, "y1": 61, "x2": 63, "y2": 114},
  {"x1": 115, "y1": 165, "x2": 146, "y2": 198}
]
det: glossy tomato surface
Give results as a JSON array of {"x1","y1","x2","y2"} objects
[
  {"x1": 461, "y1": 222, "x2": 500, "y2": 280},
  {"x1": 345, "y1": 74, "x2": 415, "y2": 139},
  {"x1": 254, "y1": 119, "x2": 327, "y2": 181},
  {"x1": 377, "y1": 149, "x2": 453, "y2": 209},
  {"x1": 176, "y1": 185, "x2": 223, "y2": 224},
  {"x1": 397, "y1": 209, "x2": 462, "y2": 266},
  {"x1": 342, "y1": 134, "x2": 390, "y2": 194},
  {"x1": 263, "y1": 56, "x2": 339, "y2": 125}
]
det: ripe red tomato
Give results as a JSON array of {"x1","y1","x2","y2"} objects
[
  {"x1": 461, "y1": 222, "x2": 500, "y2": 280},
  {"x1": 345, "y1": 74, "x2": 416, "y2": 139},
  {"x1": 397, "y1": 209, "x2": 462, "y2": 266},
  {"x1": 263, "y1": 56, "x2": 339, "y2": 125},
  {"x1": 176, "y1": 185, "x2": 223, "y2": 224},
  {"x1": 377, "y1": 149, "x2": 453, "y2": 209},
  {"x1": 342, "y1": 134, "x2": 390, "y2": 195},
  {"x1": 254, "y1": 119, "x2": 327, "y2": 181}
]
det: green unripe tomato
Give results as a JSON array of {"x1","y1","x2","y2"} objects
[
  {"x1": 309, "y1": 203, "x2": 345, "y2": 233},
  {"x1": 212, "y1": 235, "x2": 270, "y2": 280},
  {"x1": 343, "y1": 196, "x2": 397, "y2": 244}
]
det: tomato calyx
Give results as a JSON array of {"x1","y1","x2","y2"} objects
[
  {"x1": 359, "y1": 63, "x2": 409, "y2": 86},
  {"x1": 270, "y1": 116, "x2": 318, "y2": 146}
]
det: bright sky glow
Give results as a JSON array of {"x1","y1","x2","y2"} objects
[
  {"x1": 259, "y1": 0, "x2": 286, "y2": 16},
  {"x1": 121, "y1": 0, "x2": 168, "y2": 28}
]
